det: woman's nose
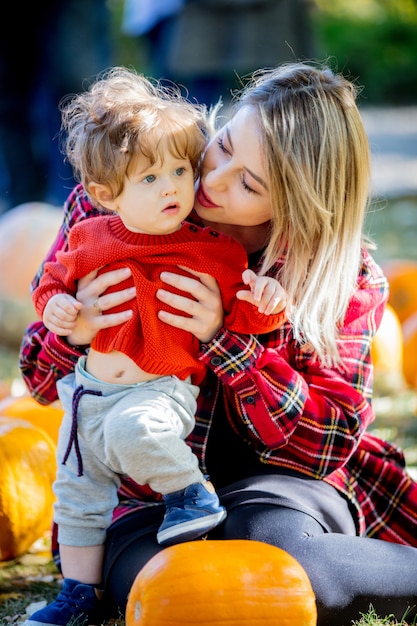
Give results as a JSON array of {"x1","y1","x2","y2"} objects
[{"x1": 205, "y1": 163, "x2": 228, "y2": 190}]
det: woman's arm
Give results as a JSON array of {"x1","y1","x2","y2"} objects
[
  {"x1": 157, "y1": 251, "x2": 389, "y2": 478},
  {"x1": 200, "y1": 329, "x2": 377, "y2": 478}
]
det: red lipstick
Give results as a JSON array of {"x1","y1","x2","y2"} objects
[{"x1": 196, "y1": 184, "x2": 219, "y2": 208}]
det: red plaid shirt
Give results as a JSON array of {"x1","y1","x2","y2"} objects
[{"x1": 20, "y1": 184, "x2": 417, "y2": 546}]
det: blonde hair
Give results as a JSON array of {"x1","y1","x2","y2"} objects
[
  {"x1": 60, "y1": 66, "x2": 209, "y2": 202},
  {"x1": 236, "y1": 62, "x2": 372, "y2": 366}
]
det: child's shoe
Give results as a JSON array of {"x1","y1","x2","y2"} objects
[
  {"x1": 157, "y1": 481, "x2": 227, "y2": 546},
  {"x1": 22, "y1": 578, "x2": 103, "y2": 626}
]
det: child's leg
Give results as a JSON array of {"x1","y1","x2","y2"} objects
[
  {"x1": 23, "y1": 373, "x2": 120, "y2": 626},
  {"x1": 98, "y1": 376, "x2": 205, "y2": 493},
  {"x1": 94, "y1": 376, "x2": 227, "y2": 545},
  {"x1": 64, "y1": 360, "x2": 203, "y2": 494},
  {"x1": 40, "y1": 544, "x2": 104, "y2": 625},
  {"x1": 60, "y1": 544, "x2": 104, "y2": 585},
  {"x1": 54, "y1": 374, "x2": 121, "y2": 549},
  {"x1": 58, "y1": 367, "x2": 226, "y2": 553}
]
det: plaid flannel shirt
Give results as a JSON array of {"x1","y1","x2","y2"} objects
[{"x1": 19, "y1": 184, "x2": 417, "y2": 547}]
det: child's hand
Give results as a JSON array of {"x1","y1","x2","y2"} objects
[
  {"x1": 236, "y1": 269, "x2": 287, "y2": 315},
  {"x1": 43, "y1": 294, "x2": 83, "y2": 336}
]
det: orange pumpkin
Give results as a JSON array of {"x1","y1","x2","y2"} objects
[
  {"x1": 371, "y1": 303, "x2": 404, "y2": 373},
  {"x1": 126, "y1": 540, "x2": 317, "y2": 626},
  {"x1": 402, "y1": 311, "x2": 417, "y2": 390},
  {"x1": 382, "y1": 259, "x2": 417, "y2": 324},
  {"x1": 0, "y1": 202, "x2": 62, "y2": 347},
  {"x1": 0, "y1": 395, "x2": 64, "y2": 444},
  {"x1": 371, "y1": 303, "x2": 407, "y2": 394},
  {"x1": 0, "y1": 416, "x2": 57, "y2": 561}
]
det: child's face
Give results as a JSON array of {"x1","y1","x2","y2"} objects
[{"x1": 110, "y1": 152, "x2": 196, "y2": 235}]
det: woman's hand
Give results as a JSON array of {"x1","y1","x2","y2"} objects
[
  {"x1": 156, "y1": 267, "x2": 224, "y2": 343},
  {"x1": 66, "y1": 267, "x2": 135, "y2": 346}
]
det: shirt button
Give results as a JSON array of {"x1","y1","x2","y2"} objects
[
  {"x1": 211, "y1": 357, "x2": 222, "y2": 366},
  {"x1": 246, "y1": 396, "x2": 255, "y2": 404}
]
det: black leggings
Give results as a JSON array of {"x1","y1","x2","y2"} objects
[{"x1": 103, "y1": 484, "x2": 417, "y2": 625}]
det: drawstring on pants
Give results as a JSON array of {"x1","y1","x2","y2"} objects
[{"x1": 62, "y1": 384, "x2": 103, "y2": 476}]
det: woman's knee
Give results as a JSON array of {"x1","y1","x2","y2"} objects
[{"x1": 217, "y1": 504, "x2": 326, "y2": 547}]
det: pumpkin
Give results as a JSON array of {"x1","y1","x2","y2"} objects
[
  {"x1": 382, "y1": 259, "x2": 417, "y2": 324},
  {"x1": 0, "y1": 395, "x2": 64, "y2": 444},
  {"x1": 126, "y1": 540, "x2": 317, "y2": 626},
  {"x1": 402, "y1": 311, "x2": 417, "y2": 390},
  {"x1": 0, "y1": 416, "x2": 57, "y2": 561},
  {"x1": 0, "y1": 202, "x2": 62, "y2": 347},
  {"x1": 371, "y1": 303, "x2": 407, "y2": 394}
]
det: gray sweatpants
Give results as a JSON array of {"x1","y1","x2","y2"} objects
[{"x1": 54, "y1": 356, "x2": 202, "y2": 546}]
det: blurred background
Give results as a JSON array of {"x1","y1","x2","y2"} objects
[
  {"x1": 0, "y1": 0, "x2": 416, "y2": 453},
  {"x1": 0, "y1": 0, "x2": 416, "y2": 214}
]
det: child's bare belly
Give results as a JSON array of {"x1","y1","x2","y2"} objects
[{"x1": 86, "y1": 348, "x2": 161, "y2": 385}]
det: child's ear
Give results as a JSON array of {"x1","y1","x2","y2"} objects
[{"x1": 88, "y1": 182, "x2": 115, "y2": 210}]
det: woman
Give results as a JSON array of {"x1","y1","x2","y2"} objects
[{"x1": 20, "y1": 62, "x2": 417, "y2": 626}]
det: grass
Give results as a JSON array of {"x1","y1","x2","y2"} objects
[
  {"x1": 0, "y1": 535, "x2": 62, "y2": 625},
  {"x1": 353, "y1": 608, "x2": 413, "y2": 626},
  {"x1": 0, "y1": 538, "x2": 123, "y2": 626}
]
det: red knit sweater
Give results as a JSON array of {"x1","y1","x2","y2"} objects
[{"x1": 33, "y1": 215, "x2": 284, "y2": 383}]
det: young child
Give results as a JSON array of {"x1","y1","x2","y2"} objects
[{"x1": 30, "y1": 67, "x2": 286, "y2": 625}]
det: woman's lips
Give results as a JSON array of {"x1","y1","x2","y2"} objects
[{"x1": 196, "y1": 184, "x2": 219, "y2": 208}]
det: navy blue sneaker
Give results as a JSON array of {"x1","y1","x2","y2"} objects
[
  {"x1": 157, "y1": 481, "x2": 227, "y2": 546},
  {"x1": 22, "y1": 578, "x2": 103, "y2": 626}
]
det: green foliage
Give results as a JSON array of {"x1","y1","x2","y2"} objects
[
  {"x1": 107, "y1": 0, "x2": 417, "y2": 104},
  {"x1": 312, "y1": 0, "x2": 417, "y2": 103},
  {"x1": 352, "y1": 603, "x2": 417, "y2": 625}
]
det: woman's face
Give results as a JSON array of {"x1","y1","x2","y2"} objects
[{"x1": 195, "y1": 106, "x2": 273, "y2": 235}]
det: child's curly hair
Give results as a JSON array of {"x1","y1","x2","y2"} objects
[{"x1": 60, "y1": 66, "x2": 209, "y2": 203}]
